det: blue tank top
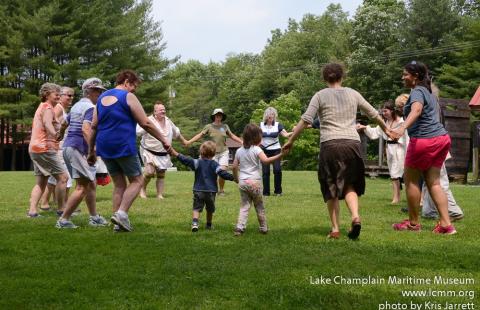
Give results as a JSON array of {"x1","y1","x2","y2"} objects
[{"x1": 96, "y1": 88, "x2": 137, "y2": 159}]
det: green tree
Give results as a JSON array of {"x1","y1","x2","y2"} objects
[{"x1": 347, "y1": 0, "x2": 407, "y2": 107}]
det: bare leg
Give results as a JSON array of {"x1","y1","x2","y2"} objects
[
  {"x1": 29, "y1": 175, "x2": 48, "y2": 214},
  {"x1": 156, "y1": 171, "x2": 165, "y2": 199},
  {"x1": 391, "y1": 179, "x2": 401, "y2": 204},
  {"x1": 192, "y1": 210, "x2": 200, "y2": 221},
  {"x1": 52, "y1": 173, "x2": 68, "y2": 212},
  {"x1": 424, "y1": 167, "x2": 451, "y2": 227},
  {"x1": 111, "y1": 174, "x2": 127, "y2": 213},
  {"x1": 218, "y1": 177, "x2": 225, "y2": 193},
  {"x1": 344, "y1": 186, "x2": 360, "y2": 221},
  {"x1": 118, "y1": 174, "x2": 143, "y2": 213},
  {"x1": 140, "y1": 164, "x2": 155, "y2": 198},
  {"x1": 40, "y1": 183, "x2": 55, "y2": 209},
  {"x1": 61, "y1": 178, "x2": 88, "y2": 220},
  {"x1": 326, "y1": 198, "x2": 340, "y2": 233},
  {"x1": 404, "y1": 167, "x2": 422, "y2": 226},
  {"x1": 84, "y1": 181, "x2": 97, "y2": 216}
]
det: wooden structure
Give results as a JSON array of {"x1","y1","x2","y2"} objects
[
  {"x1": 469, "y1": 86, "x2": 480, "y2": 182},
  {"x1": 226, "y1": 137, "x2": 242, "y2": 165},
  {"x1": 440, "y1": 98, "x2": 471, "y2": 183}
]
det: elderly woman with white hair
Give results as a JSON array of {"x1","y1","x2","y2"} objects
[{"x1": 260, "y1": 107, "x2": 292, "y2": 196}]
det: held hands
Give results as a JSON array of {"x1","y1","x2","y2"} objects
[
  {"x1": 356, "y1": 123, "x2": 367, "y2": 131},
  {"x1": 167, "y1": 146, "x2": 178, "y2": 157},
  {"x1": 55, "y1": 131, "x2": 63, "y2": 142},
  {"x1": 388, "y1": 124, "x2": 405, "y2": 140},
  {"x1": 282, "y1": 142, "x2": 293, "y2": 155},
  {"x1": 87, "y1": 151, "x2": 97, "y2": 166}
]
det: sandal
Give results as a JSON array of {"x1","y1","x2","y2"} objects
[
  {"x1": 27, "y1": 213, "x2": 42, "y2": 218},
  {"x1": 327, "y1": 231, "x2": 340, "y2": 239},
  {"x1": 347, "y1": 218, "x2": 361, "y2": 240}
]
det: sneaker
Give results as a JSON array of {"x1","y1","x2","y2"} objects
[
  {"x1": 259, "y1": 229, "x2": 268, "y2": 235},
  {"x1": 327, "y1": 231, "x2": 340, "y2": 239},
  {"x1": 432, "y1": 222, "x2": 457, "y2": 235},
  {"x1": 449, "y1": 214, "x2": 464, "y2": 222},
  {"x1": 113, "y1": 224, "x2": 121, "y2": 232},
  {"x1": 347, "y1": 219, "x2": 362, "y2": 240},
  {"x1": 89, "y1": 215, "x2": 109, "y2": 227},
  {"x1": 191, "y1": 222, "x2": 199, "y2": 232},
  {"x1": 273, "y1": 193, "x2": 283, "y2": 197},
  {"x1": 55, "y1": 219, "x2": 78, "y2": 229},
  {"x1": 234, "y1": 228, "x2": 244, "y2": 236},
  {"x1": 217, "y1": 191, "x2": 225, "y2": 197},
  {"x1": 111, "y1": 212, "x2": 132, "y2": 232},
  {"x1": 392, "y1": 219, "x2": 421, "y2": 231}
]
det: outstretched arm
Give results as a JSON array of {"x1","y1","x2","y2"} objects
[
  {"x1": 282, "y1": 119, "x2": 308, "y2": 154},
  {"x1": 258, "y1": 150, "x2": 282, "y2": 165},
  {"x1": 227, "y1": 131, "x2": 243, "y2": 144},
  {"x1": 216, "y1": 166, "x2": 234, "y2": 182},
  {"x1": 186, "y1": 131, "x2": 204, "y2": 146}
]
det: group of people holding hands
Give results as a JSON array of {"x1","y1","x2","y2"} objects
[{"x1": 27, "y1": 60, "x2": 460, "y2": 238}]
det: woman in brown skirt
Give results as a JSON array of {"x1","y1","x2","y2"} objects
[{"x1": 283, "y1": 63, "x2": 392, "y2": 240}]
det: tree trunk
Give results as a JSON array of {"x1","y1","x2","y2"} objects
[{"x1": 10, "y1": 123, "x2": 17, "y2": 171}]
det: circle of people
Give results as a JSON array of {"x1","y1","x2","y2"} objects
[{"x1": 27, "y1": 61, "x2": 462, "y2": 238}]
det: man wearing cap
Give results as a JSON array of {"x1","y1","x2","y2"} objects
[
  {"x1": 56, "y1": 77, "x2": 109, "y2": 228},
  {"x1": 186, "y1": 108, "x2": 243, "y2": 195},
  {"x1": 87, "y1": 70, "x2": 171, "y2": 232}
]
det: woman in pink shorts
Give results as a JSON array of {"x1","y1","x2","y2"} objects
[{"x1": 391, "y1": 61, "x2": 455, "y2": 235}]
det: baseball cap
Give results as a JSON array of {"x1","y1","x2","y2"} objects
[{"x1": 82, "y1": 77, "x2": 107, "y2": 91}]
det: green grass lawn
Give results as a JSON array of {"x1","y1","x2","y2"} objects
[{"x1": 0, "y1": 171, "x2": 478, "y2": 309}]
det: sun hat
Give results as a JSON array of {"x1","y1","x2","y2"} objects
[
  {"x1": 82, "y1": 77, "x2": 107, "y2": 91},
  {"x1": 211, "y1": 108, "x2": 226, "y2": 121}
]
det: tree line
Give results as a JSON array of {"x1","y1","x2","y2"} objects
[{"x1": 1, "y1": 0, "x2": 479, "y2": 170}]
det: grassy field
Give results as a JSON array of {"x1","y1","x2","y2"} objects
[{"x1": 0, "y1": 171, "x2": 478, "y2": 309}]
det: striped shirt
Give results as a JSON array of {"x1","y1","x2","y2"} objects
[
  {"x1": 63, "y1": 98, "x2": 94, "y2": 155},
  {"x1": 302, "y1": 87, "x2": 379, "y2": 143}
]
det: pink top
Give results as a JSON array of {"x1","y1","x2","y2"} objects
[{"x1": 29, "y1": 102, "x2": 59, "y2": 153}]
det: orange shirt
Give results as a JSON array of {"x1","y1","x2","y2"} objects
[{"x1": 29, "y1": 102, "x2": 59, "y2": 153}]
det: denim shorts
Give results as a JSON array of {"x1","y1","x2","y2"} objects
[{"x1": 103, "y1": 155, "x2": 142, "y2": 177}]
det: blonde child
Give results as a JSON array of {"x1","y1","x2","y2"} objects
[
  {"x1": 169, "y1": 141, "x2": 235, "y2": 232},
  {"x1": 232, "y1": 124, "x2": 283, "y2": 235}
]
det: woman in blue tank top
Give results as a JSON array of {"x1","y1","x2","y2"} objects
[{"x1": 87, "y1": 70, "x2": 170, "y2": 232}]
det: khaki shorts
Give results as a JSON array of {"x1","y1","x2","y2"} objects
[
  {"x1": 63, "y1": 147, "x2": 96, "y2": 182},
  {"x1": 213, "y1": 150, "x2": 229, "y2": 167},
  {"x1": 30, "y1": 152, "x2": 66, "y2": 176}
]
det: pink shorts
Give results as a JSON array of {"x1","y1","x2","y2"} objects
[{"x1": 405, "y1": 135, "x2": 451, "y2": 171}]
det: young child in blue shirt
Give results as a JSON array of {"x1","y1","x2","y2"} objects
[{"x1": 169, "y1": 141, "x2": 236, "y2": 232}]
